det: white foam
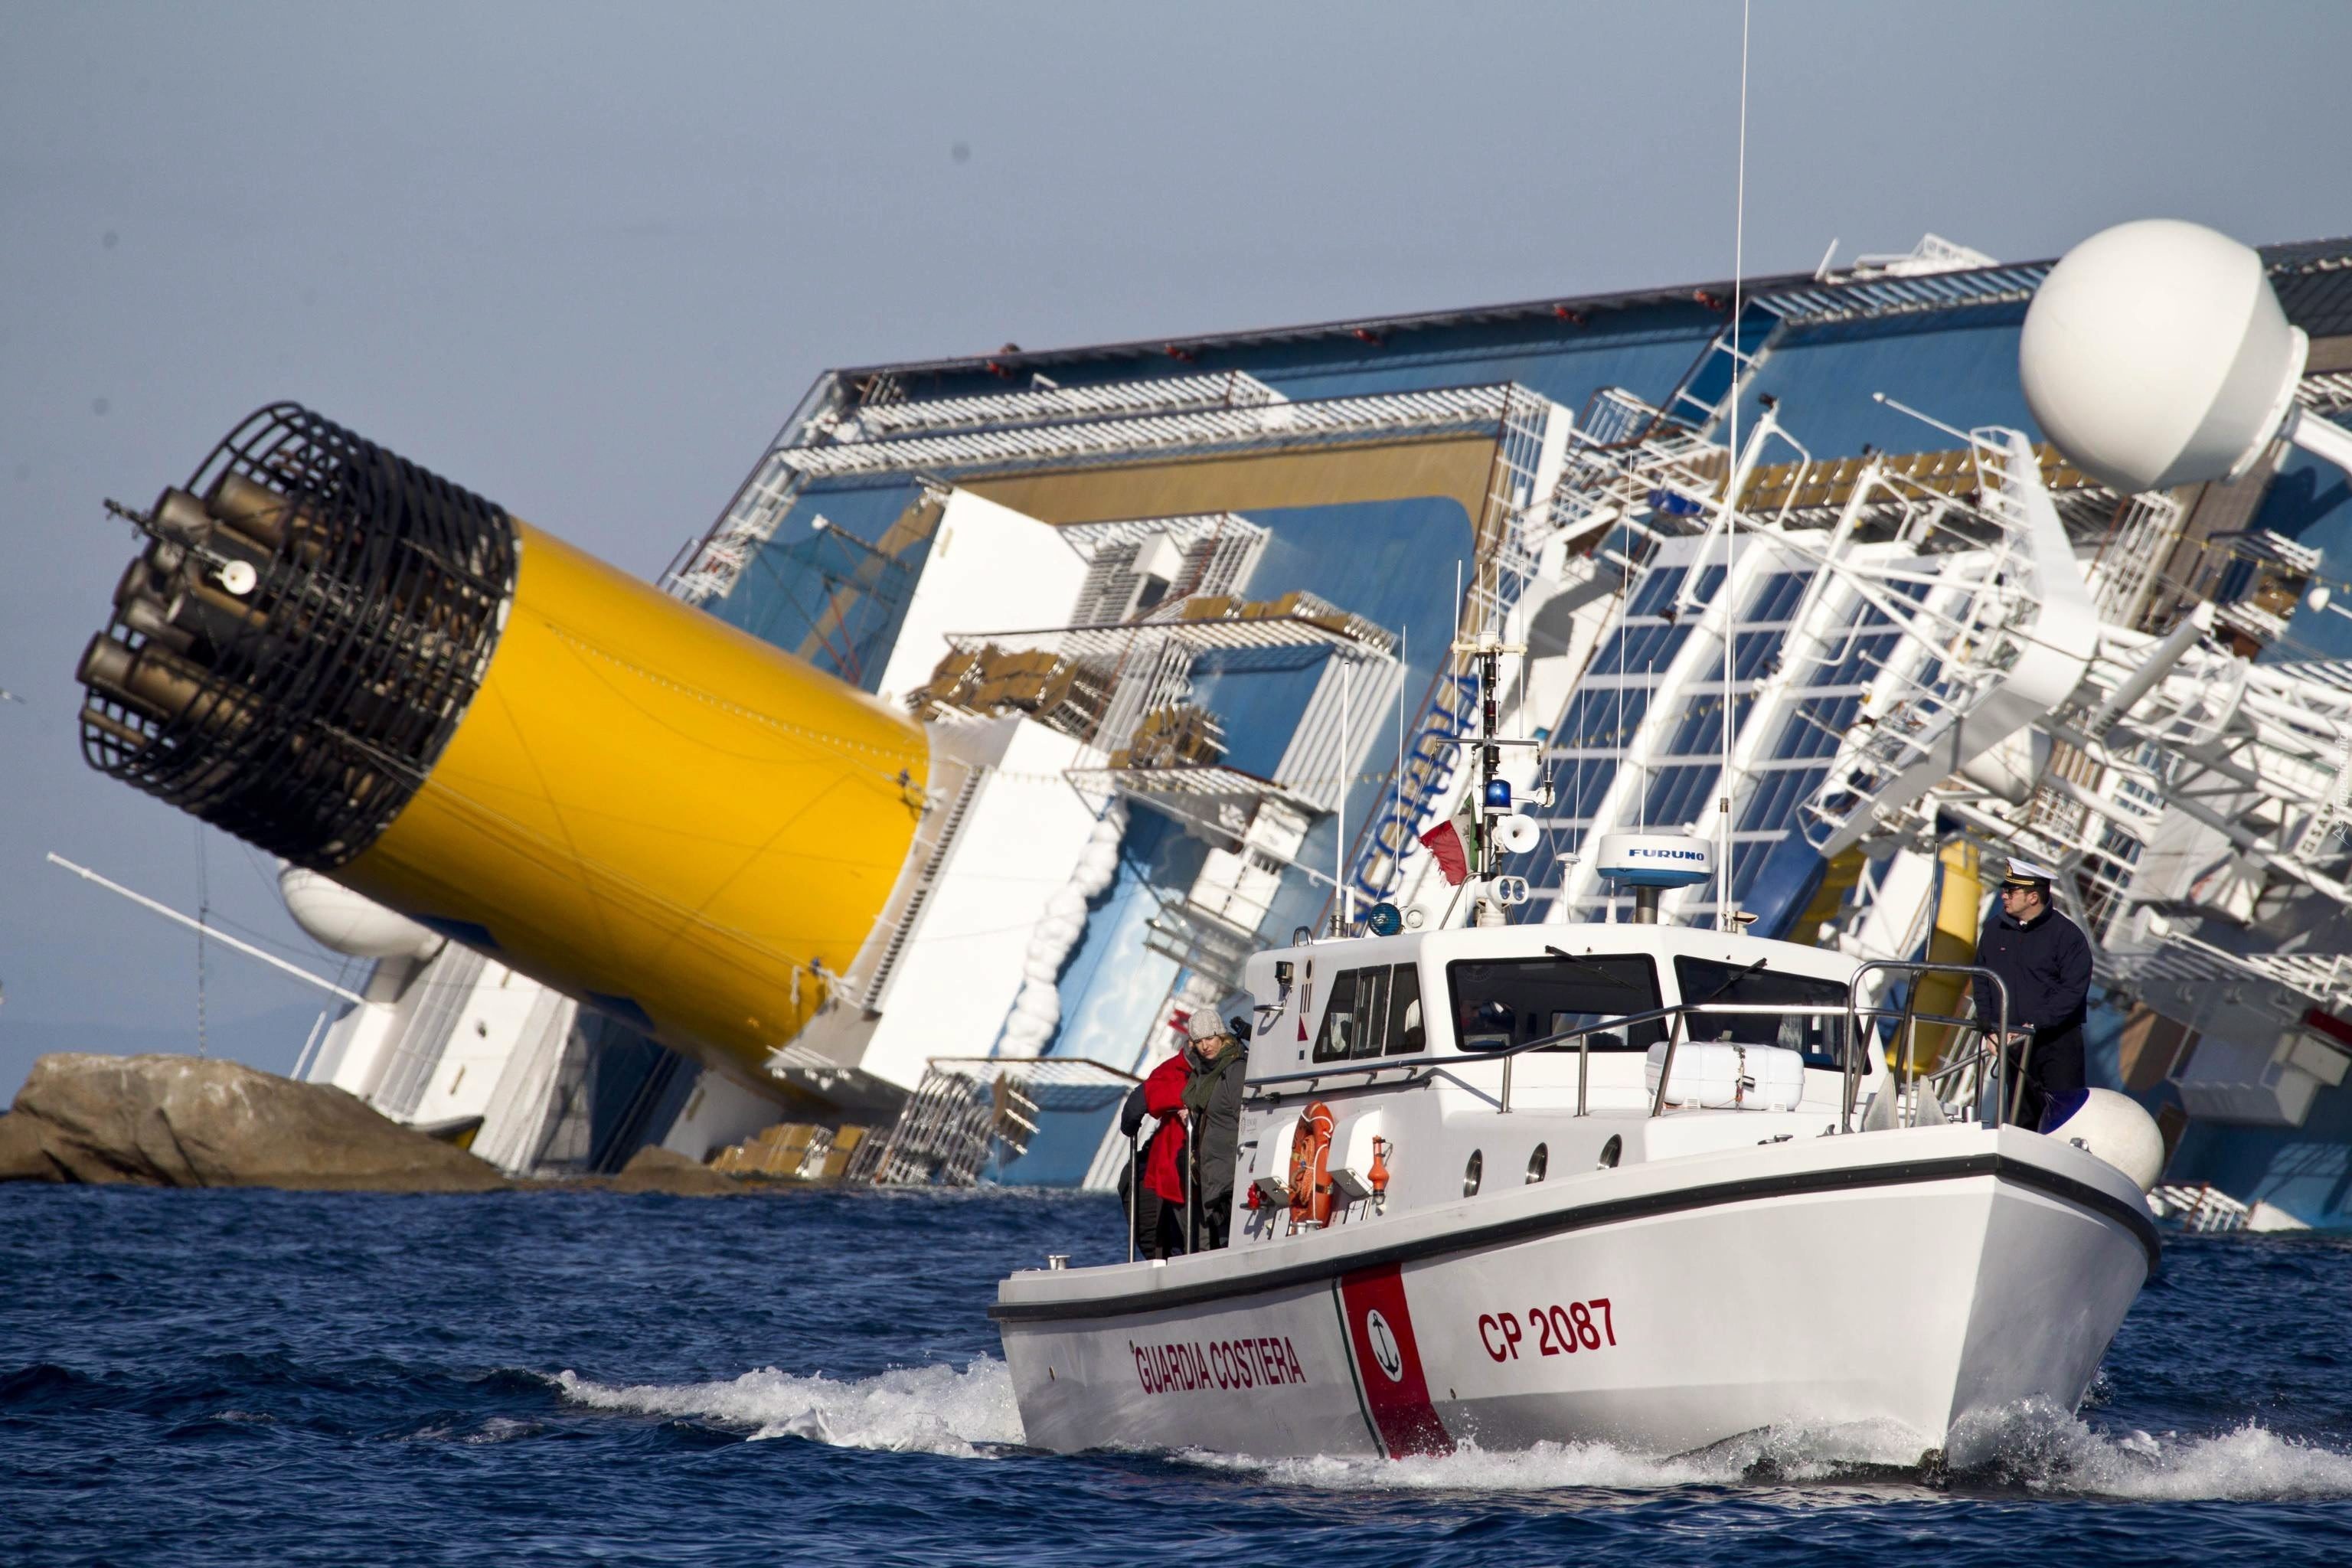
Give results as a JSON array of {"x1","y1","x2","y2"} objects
[
  {"x1": 462, "y1": 1415, "x2": 544, "y2": 1446},
  {"x1": 1191, "y1": 1407, "x2": 2352, "y2": 1501},
  {"x1": 551, "y1": 1357, "x2": 1024, "y2": 1459},
  {"x1": 1958, "y1": 1402, "x2": 2352, "y2": 1501},
  {"x1": 549, "y1": 1361, "x2": 2352, "y2": 1498},
  {"x1": 1187, "y1": 1439, "x2": 1745, "y2": 1493}
]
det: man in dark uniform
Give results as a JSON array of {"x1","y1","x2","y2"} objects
[{"x1": 1971, "y1": 857, "x2": 2094, "y2": 1130}]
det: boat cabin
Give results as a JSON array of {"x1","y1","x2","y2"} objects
[{"x1": 1230, "y1": 921, "x2": 1885, "y2": 1240}]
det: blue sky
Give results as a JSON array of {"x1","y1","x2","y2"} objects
[{"x1": 4, "y1": 0, "x2": 2349, "y2": 1094}]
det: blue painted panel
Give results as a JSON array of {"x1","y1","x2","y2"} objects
[
  {"x1": 1553, "y1": 687, "x2": 1651, "y2": 750},
  {"x1": 2254, "y1": 433, "x2": 2352, "y2": 665},
  {"x1": 1253, "y1": 316, "x2": 1720, "y2": 414},
  {"x1": 1186, "y1": 648, "x2": 1328, "y2": 779},
  {"x1": 709, "y1": 476, "x2": 933, "y2": 691},
  {"x1": 1047, "y1": 811, "x2": 1191, "y2": 1073},
  {"x1": 1743, "y1": 830, "x2": 1831, "y2": 940},
  {"x1": 1730, "y1": 306, "x2": 2039, "y2": 459},
  {"x1": 1240, "y1": 495, "x2": 1478, "y2": 904},
  {"x1": 2167, "y1": 1081, "x2": 2352, "y2": 1229}
]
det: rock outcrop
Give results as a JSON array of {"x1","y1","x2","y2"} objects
[
  {"x1": 603, "y1": 1145, "x2": 754, "y2": 1197},
  {"x1": 0, "y1": 1054, "x2": 509, "y2": 1192}
]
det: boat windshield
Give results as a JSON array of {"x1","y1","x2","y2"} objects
[
  {"x1": 1673, "y1": 957, "x2": 1851, "y2": 1069},
  {"x1": 1311, "y1": 962, "x2": 1428, "y2": 1062},
  {"x1": 1446, "y1": 955, "x2": 1664, "y2": 1053}
]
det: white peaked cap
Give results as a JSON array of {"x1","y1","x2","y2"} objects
[{"x1": 2004, "y1": 857, "x2": 2058, "y2": 883}]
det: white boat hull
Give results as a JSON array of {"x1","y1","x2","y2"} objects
[{"x1": 994, "y1": 1125, "x2": 2156, "y2": 1465}]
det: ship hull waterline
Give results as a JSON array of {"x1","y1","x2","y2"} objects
[{"x1": 992, "y1": 1125, "x2": 2157, "y2": 1466}]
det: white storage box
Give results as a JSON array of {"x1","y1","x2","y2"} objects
[{"x1": 1644, "y1": 1040, "x2": 1807, "y2": 1111}]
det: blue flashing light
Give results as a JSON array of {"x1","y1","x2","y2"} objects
[{"x1": 1482, "y1": 779, "x2": 1514, "y2": 811}]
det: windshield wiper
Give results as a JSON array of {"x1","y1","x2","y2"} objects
[
  {"x1": 1686, "y1": 956, "x2": 1770, "y2": 1012},
  {"x1": 1544, "y1": 945, "x2": 1630, "y2": 985}
]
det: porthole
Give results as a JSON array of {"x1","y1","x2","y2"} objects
[
  {"x1": 1597, "y1": 1134, "x2": 1622, "y2": 1169},
  {"x1": 1526, "y1": 1144, "x2": 1549, "y2": 1184},
  {"x1": 1463, "y1": 1150, "x2": 1484, "y2": 1197}
]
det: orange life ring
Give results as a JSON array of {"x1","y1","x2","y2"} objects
[{"x1": 1288, "y1": 1100, "x2": 1334, "y2": 1227}]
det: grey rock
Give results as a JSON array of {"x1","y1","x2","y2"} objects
[
  {"x1": 0, "y1": 1053, "x2": 508, "y2": 1192},
  {"x1": 600, "y1": 1144, "x2": 753, "y2": 1197}
]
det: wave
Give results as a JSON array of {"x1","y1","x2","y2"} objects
[
  {"x1": 1191, "y1": 1403, "x2": 2352, "y2": 1502},
  {"x1": 1958, "y1": 1401, "x2": 2352, "y2": 1501},
  {"x1": 549, "y1": 1357, "x2": 2352, "y2": 1501},
  {"x1": 550, "y1": 1357, "x2": 1024, "y2": 1458}
]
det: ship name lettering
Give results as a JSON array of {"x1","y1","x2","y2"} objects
[
  {"x1": 1129, "y1": 1334, "x2": 1307, "y2": 1395},
  {"x1": 1478, "y1": 1299, "x2": 1616, "y2": 1361}
]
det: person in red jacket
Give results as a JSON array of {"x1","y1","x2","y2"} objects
[{"x1": 1121, "y1": 1017, "x2": 1211, "y2": 1259}]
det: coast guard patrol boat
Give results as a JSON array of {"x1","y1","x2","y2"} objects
[{"x1": 992, "y1": 822, "x2": 2166, "y2": 1464}]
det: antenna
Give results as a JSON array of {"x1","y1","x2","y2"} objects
[
  {"x1": 47, "y1": 853, "x2": 365, "y2": 1004},
  {"x1": 1395, "y1": 625, "x2": 1406, "y2": 887},
  {"x1": 194, "y1": 822, "x2": 211, "y2": 1057},
  {"x1": 1718, "y1": 0, "x2": 1752, "y2": 929},
  {"x1": 1336, "y1": 652, "x2": 1352, "y2": 933}
]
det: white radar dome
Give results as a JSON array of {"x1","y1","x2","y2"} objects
[
  {"x1": 1595, "y1": 831, "x2": 1713, "y2": 889},
  {"x1": 279, "y1": 865, "x2": 446, "y2": 961},
  {"x1": 2040, "y1": 1086, "x2": 2166, "y2": 1194},
  {"x1": 2020, "y1": 219, "x2": 2307, "y2": 494}
]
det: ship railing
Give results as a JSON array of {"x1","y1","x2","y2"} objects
[
  {"x1": 1244, "y1": 965, "x2": 2020, "y2": 1131},
  {"x1": 1844, "y1": 960, "x2": 2015, "y2": 1131},
  {"x1": 1245, "y1": 998, "x2": 1831, "y2": 1118},
  {"x1": 1245, "y1": 998, "x2": 1837, "y2": 1119}
]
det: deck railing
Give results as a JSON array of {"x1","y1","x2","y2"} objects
[
  {"x1": 1242, "y1": 960, "x2": 2022, "y2": 1132},
  {"x1": 1845, "y1": 960, "x2": 2014, "y2": 1130}
]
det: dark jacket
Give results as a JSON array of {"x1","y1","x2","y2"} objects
[
  {"x1": 1973, "y1": 904, "x2": 2094, "y2": 1038},
  {"x1": 1181, "y1": 1040, "x2": 1248, "y2": 1205}
]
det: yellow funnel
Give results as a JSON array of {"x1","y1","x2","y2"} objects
[{"x1": 77, "y1": 403, "x2": 927, "y2": 1080}]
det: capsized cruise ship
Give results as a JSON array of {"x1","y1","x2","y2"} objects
[{"x1": 79, "y1": 229, "x2": 2352, "y2": 1220}]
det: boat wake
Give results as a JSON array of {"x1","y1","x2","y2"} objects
[
  {"x1": 1189, "y1": 1401, "x2": 2352, "y2": 1501},
  {"x1": 550, "y1": 1358, "x2": 1024, "y2": 1458},
  {"x1": 550, "y1": 1355, "x2": 2352, "y2": 1501},
  {"x1": 1949, "y1": 1400, "x2": 2352, "y2": 1501}
]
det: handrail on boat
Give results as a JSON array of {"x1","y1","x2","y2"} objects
[
  {"x1": 1253, "y1": 996, "x2": 1867, "y2": 1116},
  {"x1": 1243, "y1": 964, "x2": 2025, "y2": 1131},
  {"x1": 1844, "y1": 961, "x2": 2015, "y2": 1133}
]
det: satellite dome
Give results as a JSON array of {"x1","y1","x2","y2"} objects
[
  {"x1": 279, "y1": 865, "x2": 446, "y2": 960},
  {"x1": 2019, "y1": 219, "x2": 2307, "y2": 494}
]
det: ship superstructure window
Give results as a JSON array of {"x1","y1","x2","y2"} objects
[
  {"x1": 1311, "y1": 969, "x2": 1356, "y2": 1061},
  {"x1": 1346, "y1": 966, "x2": 1386, "y2": 1059},
  {"x1": 1524, "y1": 556, "x2": 1771, "y2": 924},
  {"x1": 1446, "y1": 955, "x2": 1664, "y2": 1053},
  {"x1": 1523, "y1": 544, "x2": 1961, "y2": 933},
  {"x1": 1386, "y1": 963, "x2": 1425, "y2": 1057},
  {"x1": 1063, "y1": 514, "x2": 1269, "y2": 626},
  {"x1": 1672, "y1": 958, "x2": 1850, "y2": 1068},
  {"x1": 1312, "y1": 963, "x2": 1426, "y2": 1062}
]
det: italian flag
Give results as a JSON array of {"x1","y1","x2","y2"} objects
[{"x1": 1418, "y1": 805, "x2": 1479, "y2": 886}]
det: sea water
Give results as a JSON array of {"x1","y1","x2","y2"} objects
[{"x1": 4, "y1": 1185, "x2": 2350, "y2": 1566}]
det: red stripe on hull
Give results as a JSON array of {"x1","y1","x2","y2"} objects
[{"x1": 1338, "y1": 1263, "x2": 1453, "y2": 1457}]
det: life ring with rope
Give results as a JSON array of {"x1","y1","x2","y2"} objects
[{"x1": 1288, "y1": 1099, "x2": 1335, "y2": 1227}]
